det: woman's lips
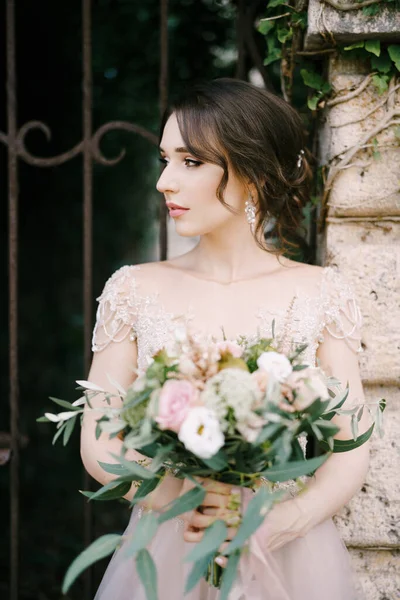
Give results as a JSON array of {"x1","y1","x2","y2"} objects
[
  {"x1": 166, "y1": 203, "x2": 190, "y2": 218},
  {"x1": 168, "y1": 207, "x2": 189, "y2": 217}
]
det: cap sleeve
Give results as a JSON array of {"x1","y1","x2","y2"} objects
[
  {"x1": 91, "y1": 265, "x2": 141, "y2": 352},
  {"x1": 316, "y1": 266, "x2": 364, "y2": 354}
]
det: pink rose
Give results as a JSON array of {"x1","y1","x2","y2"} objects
[
  {"x1": 215, "y1": 341, "x2": 243, "y2": 358},
  {"x1": 155, "y1": 380, "x2": 198, "y2": 432}
]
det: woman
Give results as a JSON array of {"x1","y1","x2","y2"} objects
[{"x1": 81, "y1": 78, "x2": 370, "y2": 599}]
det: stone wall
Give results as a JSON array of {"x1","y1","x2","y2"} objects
[{"x1": 305, "y1": 3, "x2": 400, "y2": 598}]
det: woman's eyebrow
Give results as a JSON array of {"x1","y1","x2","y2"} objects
[{"x1": 159, "y1": 146, "x2": 189, "y2": 154}]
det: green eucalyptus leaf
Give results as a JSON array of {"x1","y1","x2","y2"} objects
[
  {"x1": 98, "y1": 461, "x2": 133, "y2": 476},
  {"x1": 49, "y1": 396, "x2": 81, "y2": 411},
  {"x1": 224, "y1": 487, "x2": 281, "y2": 554},
  {"x1": 36, "y1": 416, "x2": 50, "y2": 422},
  {"x1": 220, "y1": 549, "x2": 242, "y2": 600},
  {"x1": 322, "y1": 386, "x2": 349, "y2": 420},
  {"x1": 261, "y1": 453, "x2": 329, "y2": 481},
  {"x1": 136, "y1": 549, "x2": 158, "y2": 600},
  {"x1": 81, "y1": 478, "x2": 134, "y2": 501},
  {"x1": 63, "y1": 415, "x2": 77, "y2": 446},
  {"x1": 320, "y1": 423, "x2": 375, "y2": 453},
  {"x1": 185, "y1": 552, "x2": 216, "y2": 594},
  {"x1": 80, "y1": 481, "x2": 131, "y2": 501},
  {"x1": 109, "y1": 452, "x2": 156, "y2": 480},
  {"x1": 158, "y1": 486, "x2": 206, "y2": 524},
  {"x1": 185, "y1": 520, "x2": 228, "y2": 563},
  {"x1": 201, "y1": 450, "x2": 229, "y2": 471},
  {"x1": 62, "y1": 534, "x2": 122, "y2": 593},
  {"x1": 52, "y1": 422, "x2": 67, "y2": 445},
  {"x1": 130, "y1": 475, "x2": 163, "y2": 507},
  {"x1": 123, "y1": 512, "x2": 158, "y2": 558}
]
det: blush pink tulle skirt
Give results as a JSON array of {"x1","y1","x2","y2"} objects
[{"x1": 93, "y1": 503, "x2": 362, "y2": 600}]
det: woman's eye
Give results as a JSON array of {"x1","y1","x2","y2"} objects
[
  {"x1": 158, "y1": 157, "x2": 202, "y2": 167},
  {"x1": 184, "y1": 158, "x2": 202, "y2": 167}
]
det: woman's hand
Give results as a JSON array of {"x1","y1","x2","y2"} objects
[
  {"x1": 182, "y1": 478, "x2": 242, "y2": 561},
  {"x1": 253, "y1": 497, "x2": 307, "y2": 553}
]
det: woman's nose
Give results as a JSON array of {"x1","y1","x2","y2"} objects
[{"x1": 156, "y1": 166, "x2": 179, "y2": 194}]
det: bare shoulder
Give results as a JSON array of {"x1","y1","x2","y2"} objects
[{"x1": 278, "y1": 259, "x2": 326, "y2": 293}]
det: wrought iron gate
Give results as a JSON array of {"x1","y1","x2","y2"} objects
[{"x1": 2, "y1": 1, "x2": 169, "y2": 598}]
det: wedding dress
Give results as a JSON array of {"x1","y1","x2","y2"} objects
[{"x1": 90, "y1": 262, "x2": 364, "y2": 600}]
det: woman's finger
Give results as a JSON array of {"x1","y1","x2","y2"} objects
[
  {"x1": 189, "y1": 509, "x2": 241, "y2": 529},
  {"x1": 183, "y1": 528, "x2": 204, "y2": 543},
  {"x1": 201, "y1": 480, "x2": 233, "y2": 495},
  {"x1": 201, "y1": 492, "x2": 229, "y2": 509}
]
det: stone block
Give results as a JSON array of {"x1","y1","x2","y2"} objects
[
  {"x1": 305, "y1": 0, "x2": 400, "y2": 50},
  {"x1": 334, "y1": 385, "x2": 400, "y2": 547},
  {"x1": 349, "y1": 548, "x2": 400, "y2": 600},
  {"x1": 323, "y1": 221, "x2": 400, "y2": 385},
  {"x1": 318, "y1": 60, "x2": 400, "y2": 218}
]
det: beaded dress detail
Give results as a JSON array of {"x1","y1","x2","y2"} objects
[{"x1": 91, "y1": 263, "x2": 364, "y2": 600}]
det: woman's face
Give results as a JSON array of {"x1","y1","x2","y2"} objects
[{"x1": 156, "y1": 113, "x2": 249, "y2": 238}]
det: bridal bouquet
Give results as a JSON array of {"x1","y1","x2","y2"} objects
[{"x1": 38, "y1": 323, "x2": 383, "y2": 600}]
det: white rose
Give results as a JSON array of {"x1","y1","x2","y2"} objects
[
  {"x1": 178, "y1": 407, "x2": 225, "y2": 459},
  {"x1": 257, "y1": 351, "x2": 293, "y2": 382}
]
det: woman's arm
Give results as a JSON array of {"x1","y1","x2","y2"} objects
[
  {"x1": 290, "y1": 327, "x2": 371, "y2": 535},
  {"x1": 250, "y1": 324, "x2": 371, "y2": 552},
  {"x1": 80, "y1": 334, "x2": 183, "y2": 510}
]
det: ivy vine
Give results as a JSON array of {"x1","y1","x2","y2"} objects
[{"x1": 255, "y1": 0, "x2": 400, "y2": 235}]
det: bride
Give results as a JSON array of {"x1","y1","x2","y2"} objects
[{"x1": 81, "y1": 78, "x2": 370, "y2": 599}]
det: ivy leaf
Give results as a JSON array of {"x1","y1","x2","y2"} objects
[
  {"x1": 300, "y1": 69, "x2": 324, "y2": 91},
  {"x1": 264, "y1": 48, "x2": 282, "y2": 66},
  {"x1": 388, "y1": 45, "x2": 400, "y2": 71},
  {"x1": 365, "y1": 40, "x2": 380, "y2": 57},
  {"x1": 267, "y1": 0, "x2": 288, "y2": 7},
  {"x1": 257, "y1": 19, "x2": 276, "y2": 36},
  {"x1": 371, "y1": 52, "x2": 393, "y2": 74},
  {"x1": 344, "y1": 42, "x2": 364, "y2": 51},
  {"x1": 307, "y1": 94, "x2": 320, "y2": 111},
  {"x1": 362, "y1": 4, "x2": 380, "y2": 16},
  {"x1": 291, "y1": 11, "x2": 307, "y2": 29},
  {"x1": 372, "y1": 74, "x2": 389, "y2": 95},
  {"x1": 277, "y1": 25, "x2": 293, "y2": 44}
]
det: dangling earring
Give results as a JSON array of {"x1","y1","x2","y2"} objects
[{"x1": 244, "y1": 194, "x2": 256, "y2": 234}]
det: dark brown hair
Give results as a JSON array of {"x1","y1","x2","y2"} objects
[{"x1": 159, "y1": 78, "x2": 313, "y2": 257}]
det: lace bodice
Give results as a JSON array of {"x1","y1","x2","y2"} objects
[{"x1": 92, "y1": 263, "x2": 363, "y2": 372}]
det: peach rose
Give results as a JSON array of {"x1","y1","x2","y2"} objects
[
  {"x1": 252, "y1": 369, "x2": 270, "y2": 394},
  {"x1": 155, "y1": 380, "x2": 198, "y2": 432},
  {"x1": 215, "y1": 340, "x2": 243, "y2": 358},
  {"x1": 286, "y1": 367, "x2": 330, "y2": 411}
]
